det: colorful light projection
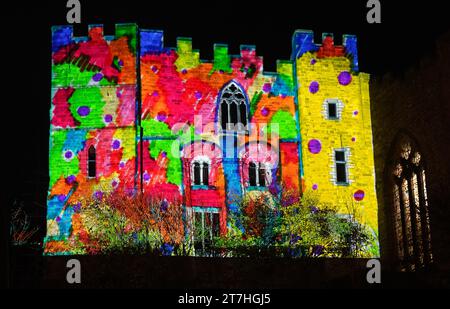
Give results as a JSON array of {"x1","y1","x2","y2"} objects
[{"x1": 45, "y1": 24, "x2": 378, "y2": 257}]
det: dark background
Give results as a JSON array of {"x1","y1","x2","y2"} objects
[{"x1": 2, "y1": 0, "x2": 449, "y2": 289}]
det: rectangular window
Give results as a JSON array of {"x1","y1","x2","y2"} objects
[
  {"x1": 335, "y1": 150, "x2": 348, "y2": 184},
  {"x1": 249, "y1": 163, "x2": 257, "y2": 187},
  {"x1": 258, "y1": 166, "x2": 266, "y2": 187},
  {"x1": 193, "y1": 163, "x2": 201, "y2": 185},
  {"x1": 193, "y1": 210, "x2": 220, "y2": 257},
  {"x1": 202, "y1": 163, "x2": 209, "y2": 186},
  {"x1": 249, "y1": 162, "x2": 267, "y2": 187},
  {"x1": 328, "y1": 102, "x2": 338, "y2": 119},
  {"x1": 88, "y1": 161, "x2": 96, "y2": 178},
  {"x1": 88, "y1": 146, "x2": 96, "y2": 178},
  {"x1": 192, "y1": 162, "x2": 209, "y2": 186}
]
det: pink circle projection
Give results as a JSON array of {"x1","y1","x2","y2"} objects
[
  {"x1": 354, "y1": 190, "x2": 365, "y2": 201},
  {"x1": 338, "y1": 71, "x2": 352, "y2": 86},
  {"x1": 309, "y1": 81, "x2": 319, "y2": 94},
  {"x1": 308, "y1": 139, "x2": 322, "y2": 154}
]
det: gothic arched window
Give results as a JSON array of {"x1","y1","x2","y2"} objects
[
  {"x1": 219, "y1": 82, "x2": 248, "y2": 131},
  {"x1": 88, "y1": 145, "x2": 96, "y2": 178},
  {"x1": 390, "y1": 133, "x2": 432, "y2": 271}
]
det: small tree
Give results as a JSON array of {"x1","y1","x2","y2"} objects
[
  {"x1": 10, "y1": 201, "x2": 39, "y2": 247},
  {"x1": 275, "y1": 191, "x2": 376, "y2": 257},
  {"x1": 78, "y1": 188, "x2": 187, "y2": 255}
]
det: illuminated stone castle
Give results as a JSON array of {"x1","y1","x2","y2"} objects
[{"x1": 46, "y1": 24, "x2": 378, "y2": 254}]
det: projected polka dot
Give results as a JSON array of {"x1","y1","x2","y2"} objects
[
  {"x1": 309, "y1": 81, "x2": 319, "y2": 94},
  {"x1": 352, "y1": 137, "x2": 356, "y2": 142},
  {"x1": 104, "y1": 114, "x2": 113, "y2": 123},
  {"x1": 66, "y1": 175, "x2": 76, "y2": 184},
  {"x1": 73, "y1": 203, "x2": 81, "y2": 213},
  {"x1": 338, "y1": 71, "x2": 352, "y2": 86},
  {"x1": 157, "y1": 112, "x2": 167, "y2": 122},
  {"x1": 94, "y1": 191, "x2": 103, "y2": 200},
  {"x1": 354, "y1": 190, "x2": 365, "y2": 201},
  {"x1": 263, "y1": 83, "x2": 272, "y2": 93},
  {"x1": 261, "y1": 107, "x2": 269, "y2": 117},
  {"x1": 143, "y1": 172, "x2": 150, "y2": 182},
  {"x1": 312, "y1": 184, "x2": 318, "y2": 190},
  {"x1": 92, "y1": 73, "x2": 103, "y2": 82},
  {"x1": 353, "y1": 110, "x2": 359, "y2": 116},
  {"x1": 112, "y1": 140, "x2": 121, "y2": 150},
  {"x1": 310, "y1": 58, "x2": 317, "y2": 65},
  {"x1": 64, "y1": 150, "x2": 73, "y2": 160},
  {"x1": 308, "y1": 139, "x2": 322, "y2": 154},
  {"x1": 77, "y1": 106, "x2": 90, "y2": 117},
  {"x1": 195, "y1": 91, "x2": 202, "y2": 100}
]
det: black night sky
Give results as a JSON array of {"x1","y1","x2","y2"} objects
[{"x1": 2, "y1": 0, "x2": 449, "y2": 286}]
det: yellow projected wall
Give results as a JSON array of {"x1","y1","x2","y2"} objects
[{"x1": 295, "y1": 33, "x2": 378, "y2": 233}]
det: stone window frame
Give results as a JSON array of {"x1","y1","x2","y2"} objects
[{"x1": 323, "y1": 98, "x2": 344, "y2": 121}]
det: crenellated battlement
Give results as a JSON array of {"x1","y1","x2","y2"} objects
[
  {"x1": 140, "y1": 29, "x2": 294, "y2": 76},
  {"x1": 52, "y1": 25, "x2": 360, "y2": 74},
  {"x1": 292, "y1": 30, "x2": 359, "y2": 72},
  {"x1": 51, "y1": 24, "x2": 138, "y2": 54}
]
